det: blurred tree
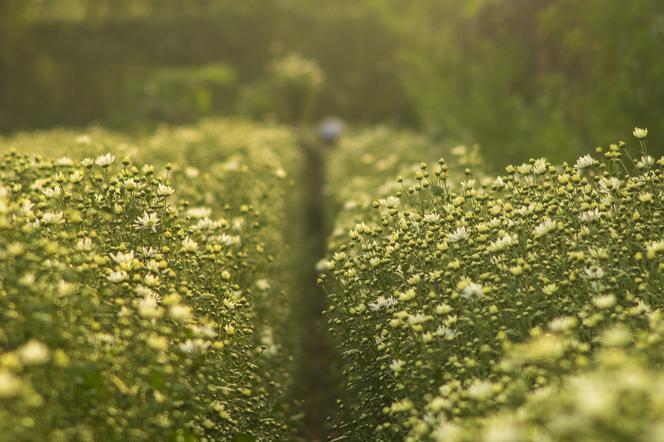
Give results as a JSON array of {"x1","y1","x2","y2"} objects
[{"x1": 1, "y1": 0, "x2": 662, "y2": 167}]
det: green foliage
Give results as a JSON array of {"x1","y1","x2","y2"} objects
[
  {"x1": 394, "y1": 0, "x2": 664, "y2": 165},
  {"x1": 141, "y1": 64, "x2": 237, "y2": 123},
  {"x1": 0, "y1": 119, "x2": 303, "y2": 440},
  {"x1": 324, "y1": 128, "x2": 664, "y2": 440}
]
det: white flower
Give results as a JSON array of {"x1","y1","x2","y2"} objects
[
  {"x1": 169, "y1": 305, "x2": 192, "y2": 322},
  {"x1": 533, "y1": 218, "x2": 558, "y2": 237},
  {"x1": 55, "y1": 157, "x2": 74, "y2": 166},
  {"x1": 599, "y1": 177, "x2": 621, "y2": 193},
  {"x1": 532, "y1": 158, "x2": 548, "y2": 175},
  {"x1": 408, "y1": 313, "x2": 429, "y2": 325},
  {"x1": 18, "y1": 340, "x2": 50, "y2": 365},
  {"x1": 76, "y1": 134, "x2": 91, "y2": 145},
  {"x1": 157, "y1": 184, "x2": 174, "y2": 197},
  {"x1": 185, "y1": 167, "x2": 199, "y2": 178},
  {"x1": 633, "y1": 127, "x2": 648, "y2": 139},
  {"x1": 467, "y1": 380, "x2": 493, "y2": 400},
  {"x1": 315, "y1": 259, "x2": 331, "y2": 272},
  {"x1": 592, "y1": 294, "x2": 616, "y2": 309},
  {"x1": 423, "y1": 212, "x2": 441, "y2": 223},
  {"x1": 462, "y1": 282, "x2": 484, "y2": 299},
  {"x1": 487, "y1": 233, "x2": 518, "y2": 253},
  {"x1": 42, "y1": 186, "x2": 62, "y2": 198},
  {"x1": 138, "y1": 294, "x2": 161, "y2": 318},
  {"x1": 584, "y1": 266, "x2": 605, "y2": 280},
  {"x1": 435, "y1": 325, "x2": 457, "y2": 339},
  {"x1": 95, "y1": 153, "x2": 115, "y2": 167},
  {"x1": 580, "y1": 208, "x2": 602, "y2": 223},
  {"x1": 41, "y1": 211, "x2": 65, "y2": 225},
  {"x1": 136, "y1": 212, "x2": 159, "y2": 231},
  {"x1": 110, "y1": 251, "x2": 135, "y2": 266},
  {"x1": 0, "y1": 371, "x2": 22, "y2": 398},
  {"x1": 390, "y1": 359, "x2": 405, "y2": 373},
  {"x1": 144, "y1": 274, "x2": 160, "y2": 287},
  {"x1": 182, "y1": 237, "x2": 198, "y2": 252},
  {"x1": 574, "y1": 154, "x2": 595, "y2": 170},
  {"x1": 186, "y1": 207, "x2": 212, "y2": 219},
  {"x1": 256, "y1": 279, "x2": 270, "y2": 290},
  {"x1": 108, "y1": 270, "x2": 128, "y2": 283},
  {"x1": 549, "y1": 316, "x2": 577, "y2": 332},
  {"x1": 81, "y1": 158, "x2": 94, "y2": 168},
  {"x1": 368, "y1": 295, "x2": 397, "y2": 311},
  {"x1": 448, "y1": 227, "x2": 468, "y2": 243},
  {"x1": 69, "y1": 170, "x2": 84, "y2": 183},
  {"x1": 483, "y1": 421, "x2": 521, "y2": 442},
  {"x1": 636, "y1": 155, "x2": 655, "y2": 169},
  {"x1": 385, "y1": 196, "x2": 400, "y2": 208},
  {"x1": 516, "y1": 163, "x2": 532, "y2": 175},
  {"x1": 19, "y1": 199, "x2": 33, "y2": 215},
  {"x1": 492, "y1": 176, "x2": 506, "y2": 189},
  {"x1": 646, "y1": 240, "x2": 664, "y2": 259}
]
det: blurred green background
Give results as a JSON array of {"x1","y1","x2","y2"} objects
[{"x1": 1, "y1": 0, "x2": 663, "y2": 166}]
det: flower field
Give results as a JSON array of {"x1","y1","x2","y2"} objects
[
  {"x1": 324, "y1": 130, "x2": 664, "y2": 441},
  {"x1": 0, "y1": 120, "x2": 304, "y2": 441},
  {"x1": 2, "y1": 120, "x2": 664, "y2": 441}
]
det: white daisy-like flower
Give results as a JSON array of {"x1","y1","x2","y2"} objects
[
  {"x1": 0, "y1": 371, "x2": 22, "y2": 398},
  {"x1": 487, "y1": 233, "x2": 518, "y2": 253},
  {"x1": 138, "y1": 293, "x2": 162, "y2": 318},
  {"x1": 532, "y1": 158, "x2": 548, "y2": 175},
  {"x1": 157, "y1": 184, "x2": 174, "y2": 197},
  {"x1": 55, "y1": 157, "x2": 74, "y2": 166},
  {"x1": 384, "y1": 196, "x2": 400, "y2": 208},
  {"x1": 41, "y1": 211, "x2": 65, "y2": 225},
  {"x1": 95, "y1": 153, "x2": 115, "y2": 167},
  {"x1": 533, "y1": 218, "x2": 558, "y2": 237},
  {"x1": 461, "y1": 282, "x2": 484, "y2": 299},
  {"x1": 574, "y1": 154, "x2": 595, "y2": 170},
  {"x1": 407, "y1": 313, "x2": 429, "y2": 326},
  {"x1": 135, "y1": 212, "x2": 159, "y2": 231},
  {"x1": 76, "y1": 237, "x2": 93, "y2": 251},
  {"x1": 256, "y1": 279, "x2": 271, "y2": 291},
  {"x1": 636, "y1": 155, "x2": 655, "y2": 169},
  {"x1": 169, "y1": 305, "x2": 192, "y2": 322},
  {"x1": 633, "y1": 127, "x2": 648, "y2": 139},
  {"x1": 368, "y1": 295, "x2": 397, "y2": 311},
  {"x1": 108, "y1": 270, "x2": 128, "y2": 283},
  {"x1": 110, "y1": 251, "x2": 135, "y2": 265},
  {"x1": 584, "y1": 266, "x2": 605, "y2": 280},
  {"x1": 435, "y1": 325, "x2": 457, "y2": 339},
  {"x1": 76, "y1": 134, "x2": 91, "y2": 145},
  {"x1": 492, "y1": 176, "x2": 507, "y2": 189},
  {"x1": 186, "y1": 207, "x2": 212, "y2": 219},
  {"x1": 181, "y1": 237, "x2": 198, "y2": 252},
  {"x1": 645, "y1": 240, "x2": 664, "y2": 259},
  {"x1": 448, "y1": 226, "x2": 468, "y2": 243},
  {"x1": 389, "y1": 359, "x2": 405, "y2": 373},
  {"x1": 580, "y1": 208, "x2": 602, "y2": 223},
  {"x1": 185, "y1": 167, "x2": 199, "y2": 178},
  {"x1": 18, "y1": 340, "x2": 50, "y2": 365}
]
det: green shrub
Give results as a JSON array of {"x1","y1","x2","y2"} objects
[
  {"x1": 0, "y1": 119, "x2": 304, "y2": 441},
  {"x1": 324, "y1": 128, "x2": 664, "y2": 440}
]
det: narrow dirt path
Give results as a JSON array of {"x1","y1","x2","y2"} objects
[{"x1": 292, "y1": 134, "x2": 338, "y2": 441}]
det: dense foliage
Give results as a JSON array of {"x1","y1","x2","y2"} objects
[
  {"x1": 0, "y1": 120, "x2": 303, "y2": 441},
  {"x1": 3, "y1": 0, "x2": 662, "y2": 165},
  {"x1": 324, "y1": 129, "x2": 664, "y2": 440}
]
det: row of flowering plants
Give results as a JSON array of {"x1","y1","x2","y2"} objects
[
  {"x1": 324, "y1": 127, "x2": 485, "y2": 250},
  {"x1": 0, "y1": 119, "x2": 303, "y2": 440},
  {"x1": 323, "y1": 128, "x2": 664, "y2": 440}
]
